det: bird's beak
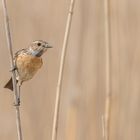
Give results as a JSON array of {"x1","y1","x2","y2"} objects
[{"x1": 46, "y1": 44, "x2": 53, "y2": 48}]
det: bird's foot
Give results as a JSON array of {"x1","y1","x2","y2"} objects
[
  {"x1": 13, "y1": 98, "x2": 20, "y2": 106},
  {"x1": 9, "y1": 66, "x2": 17, "y2": 72}
]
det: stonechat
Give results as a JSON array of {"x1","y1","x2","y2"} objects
[{"x1": 4, "y1": 40, "x2": 52, "y2": 91}]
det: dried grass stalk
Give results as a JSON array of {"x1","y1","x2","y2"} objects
[
  {"x1": 51, "y1": 0, "x2": 76, "y2": 140},
  {"x1": 104, "y1": 0, "x2": 111, "y2": 140},
  {"x1": 2, "y1": 0, "x2": 23, "y2": 140}
]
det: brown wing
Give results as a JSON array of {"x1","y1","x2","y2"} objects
[
  {"x1": 4, "y1": 48, "x2": 30, "y2": 91},
  {"x1": 14, "y1": 49, "x2": 27, "y2": 58}
]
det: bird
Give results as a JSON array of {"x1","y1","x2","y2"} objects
[{"x1": 4, "y1": 40, "x2": 52, "y2": 92}]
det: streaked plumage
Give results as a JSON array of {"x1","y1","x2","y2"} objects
[{"x1": 4, "y1": 40, "x2": 52, "y2": 91}]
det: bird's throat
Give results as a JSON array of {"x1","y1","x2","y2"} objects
[{"x1": 29, "y1": 49, "x2": 44, "y2": 57}]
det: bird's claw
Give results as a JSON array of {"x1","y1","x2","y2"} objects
[
  {"x1": 13, "y1": 103, "x2": 20, "y2": 106},
  {"x1": 9, "y1": 66, "x2": 17, "y2": 72},
  {"x1": 13, "y1": 98, "x2": 20, "y2": 106}
]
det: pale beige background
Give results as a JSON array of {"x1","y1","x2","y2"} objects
[{"x1": 0, "y1": 0, "x2": 140, "y2": 140}]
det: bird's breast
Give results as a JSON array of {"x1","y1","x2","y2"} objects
[{"x1": 16, "y1": 54, "x2": 43, "y2": 82}]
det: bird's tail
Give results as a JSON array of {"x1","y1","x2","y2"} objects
[{"x1": 4, "y1": 77, "x2": 18, "y2": 91}]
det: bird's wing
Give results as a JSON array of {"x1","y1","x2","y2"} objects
[
  {"x1": 14, "y1": 49, "x2": 27, "y2": 58},
  {"x1": 13, "y1": 49, "x2": 29, "y2": 65}
]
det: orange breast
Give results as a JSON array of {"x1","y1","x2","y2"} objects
[{"x1": 16, "y1": 54, "x2": 43, "y2": 82}]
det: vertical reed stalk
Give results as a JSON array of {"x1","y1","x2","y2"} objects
[
  {"x1": 2, "y1": 0, "x2": 23, "y2": 140},
  {"x1": 104, "y1": 0, "x2": 111, "y2": 140},
  {"x1": 51, "y1": 0, "x2": 75, "y2": 140}
]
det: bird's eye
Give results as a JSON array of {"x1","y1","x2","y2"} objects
[{"x1": 37, "y1": 42, "x2": 41, "y2": 46}]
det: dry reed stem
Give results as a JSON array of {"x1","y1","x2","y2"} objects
[
  {"x1": 51, "y1": 0, "x2": 75, "y2": 140},
  {"x1": 104, "y1": 0, "x2": 111, "y2": 140},
  {"x1": 2, "y1": 0, "x2": 23, "y2": 140},
  {"x1": 101, "y1": 115, "x2": 105, "y2": 138}
]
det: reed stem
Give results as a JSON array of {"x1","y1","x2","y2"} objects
[
  {"x1": 51, "y1": 0, "x2": 76, "y2": 140},
  {"x1": 2, "y1": 0, "x2": 23, "y2": 140}
]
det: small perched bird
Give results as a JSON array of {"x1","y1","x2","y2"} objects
[{"x1": 4, "y1": 40, "x2": 52, "y2": 91}]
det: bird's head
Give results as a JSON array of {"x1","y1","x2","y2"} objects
[{"x1": 29, "y1": 40, "x2": 52, "y2": 57}]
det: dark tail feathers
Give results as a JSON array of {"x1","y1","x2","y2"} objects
[{"x1": 4, "y1": 77, "x2": 18, "y2": 91}]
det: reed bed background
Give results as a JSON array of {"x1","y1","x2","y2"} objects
[{"x1": 0, "y1": 0, "x2": 140, "y2": 140}]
